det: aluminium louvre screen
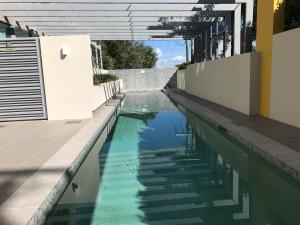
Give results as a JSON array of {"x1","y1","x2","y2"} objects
[{"x1": 0, "y1": 37, "x2": 47, "y2": 121}]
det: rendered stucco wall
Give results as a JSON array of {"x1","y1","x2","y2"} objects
[
  {"x1": 270, "y1": 28, "x2": 300, "y2": 128},
  {"x1": 109, "y1": 68, "x2": 176, "y2": 91},
  {"x1": 177, "y1": 53, "x2": 260, "y2": 115},
  {"x1": 92, "y1": 80, "x2": 123, "y2": 111},
  {"x1": 40, "y1": 35, "x2": 94, "y2": 120},
  {"x1": 92, "y1": 85, "x2": 106, "y2": 111},
  {"x1": 177, "y1": 69, "x2": 186, "y2": 90}
]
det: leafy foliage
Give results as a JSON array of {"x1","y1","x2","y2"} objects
[
  {"x1": 161, "y1": 3, "x2": 255, "y2": 58},
  {"x1": 99, "y1": 41, "x2": 158, "y2": 70},
  {"x1": 93, "y1": 74, "x2": 118, "y2": 85},
  {"x1": 160, "y1": 4, "x2": 233, "y2": 61},
  {"x1": 285, "y1": 0, "x2": 300, "y2": 30},
  {"x1": 176, "y1": 61, "x2": 191, "y2": 70}
]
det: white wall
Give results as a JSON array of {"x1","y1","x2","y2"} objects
[
  {"x1": 40, "y1": 35, "x2": 94, "y2": 120},
  {"x1": 177, "y1": 53, "x2": 260, "y2": 115},
  {"x1": 92, "y1": 85, "x2": 106, "y2": 111},
  {"x1": 177, "y1": 69, "x2": 186, "y2": 90},
  {"x1": 270, "y1": 28, "x2": 300, "y2": 128}
]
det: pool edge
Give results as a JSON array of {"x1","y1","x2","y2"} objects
[
  {"x1": 31, "y1": 94, "x2": 125, "y2": 225},
  {"x1": 0, "y1": 94, "x2": 125, "y2": 225},
  {"x1": 164, "y1": 89, "x2": 300, "y2": 182}
]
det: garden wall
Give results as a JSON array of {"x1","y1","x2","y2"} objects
[
  {"x1": 177, "y1": 52, "x2": 260, "y2": 115},
  {"x1": 92, "y1": 80, "x2": 123, "y2": 111},
  {"x1": 109, "y1": 68, "x2": 176, "y2": 91},
  {"x1": 270, "y1": 27, "x2": 300, "y2": 128}
]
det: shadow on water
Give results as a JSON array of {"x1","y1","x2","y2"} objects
[
  {"x1": 44, "y1": 91, "x2": 300, "y2": 225},
  {"x1": 43, "y1": 109, "x2": 120, "y2": 225},
  {"x1": 134, "y1": 99, "x2": 300, "y2": 225},
  {"x1": 134, "y1": 112, "x2": 250, "y2": 225}
]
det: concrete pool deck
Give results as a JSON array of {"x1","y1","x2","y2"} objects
[
  {"x1": 0, "y1": 94, "x2": 124, "y2": 225},
  {"x1": 165, "y1": 89, "x2": 300, "y2": 181}
]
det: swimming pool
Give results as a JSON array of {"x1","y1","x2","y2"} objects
[{"x1": 45, "y1": 91, "x2": 300, "y2": 225}]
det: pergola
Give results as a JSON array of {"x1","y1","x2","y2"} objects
[{"x1": 0, "y1": 0, "x2": 254, "y2": 58}]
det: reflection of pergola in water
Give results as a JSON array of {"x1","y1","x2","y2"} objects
[
  {"x1": 1, "y1": 0, "x2": 254, "y2": 58},
  {"x1": 46, "y1": 150, "x2": 251, "y2": 225},
  {"x1": 139, "y1": 132, "x2": 251, "y2": 223},
  {"x1": 45, "y1": 112, "x2": 250, "y2": 224}
]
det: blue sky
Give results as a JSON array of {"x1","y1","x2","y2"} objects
[{"x1": 143, "y1": 40, "x2": 190, "y2": 68}]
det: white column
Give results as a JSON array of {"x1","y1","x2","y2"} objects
[
  {"x1": 236, "y1": 0, "x2": 254, "y2": 26},
  {"x1": 95, "y1": 47, "x2": 99, "y2": 69},
  {"x1": 225, "y1": 38, "x2": 232, "y2": 57},
  {"x1": 234, "y1": 4, "x2": 242, "y2": 55},
  {"x1": 236, "y1": 0, "x2": 254, "y2": 52},
  {"x1": 218, "y1": 39, "x2": 224, "y2": 58},
  {"x1": 216, "y1": 19, "x2": 224, "y2": 58},
  {"x1": 191, "y1": 38, "x2": 195, "y2": 63},
  {"x1": 99, "y1": 45, "x2": 103, "y2": 70}
]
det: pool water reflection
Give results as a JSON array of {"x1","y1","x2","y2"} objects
[{"x1": 45, "y1": 91, "x2": 300, "y2": 225}]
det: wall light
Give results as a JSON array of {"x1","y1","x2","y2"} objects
[{"x1": 60, "y1": 46, "x2": 69, "y2": 59}]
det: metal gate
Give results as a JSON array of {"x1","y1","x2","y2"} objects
[{"x1": 0, "y1": 38, "x2": 47, "y2": 121}]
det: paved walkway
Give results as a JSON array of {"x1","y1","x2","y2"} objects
[
  {"x1": 0, "y1": 95, "x2": 124, "y2": 225},
  {"x1": 166, "y1": 89, "x2": 300, "y2": 181},
  {"x1": 176, "y1": 90, "x2": 300, "y2": 151},
  {"x1": 0, "y1": 119, "x2": 88, "y2": 205}
]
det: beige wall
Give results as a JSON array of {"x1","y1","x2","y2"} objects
[
  {"x1": 92, "y1": 80, "x2": 123, "y2": 111},
  {"x1": 270, "y1": 28, "x2": 300, "y2": 128},
  {"x1": 92, "y1": 85, "x2": 106, "y2": 111},
  {"x1": 177, "y1": 53, "x2": 260, "y2": 115},
  {"x1": 40, "y1": 35, "x2": 94, "y2": 120}
]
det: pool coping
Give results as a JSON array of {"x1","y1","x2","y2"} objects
[
  {"x1": 164, "y1": 89, "x2": 300, "y2": 182},
  {"x1": 0, "y1": 94, "x2": 125, "y2": 225}
]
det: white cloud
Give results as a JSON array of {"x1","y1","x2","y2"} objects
[
  {"x1": 156, "y1": 59, "x2": 170, "y2": 68},
  {"x1": 155, "y1": 48, "x2": 163, "y2": 58},
  {"x1": 154, "y1": 51, "x2": 185, "y2": 69},
  {"x1": 171, "y1": 55, "x2": 185, "y2": 62}
]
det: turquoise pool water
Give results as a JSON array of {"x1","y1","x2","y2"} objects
[{"x1": 45, "y1": 91, "x2": 300, "y2": 225}]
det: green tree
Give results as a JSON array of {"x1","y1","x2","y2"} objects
[
  {"x1": 285, "y1": 0, "x2": 300, "y2": 30},
  {"x1": 98, "y1": 41, "x2": 157, "y2": 69},
  {"x1": 101, "y1": 42, "x2": 114, "y2": 69}
]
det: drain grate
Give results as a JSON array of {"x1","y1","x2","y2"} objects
[{"x1": 65, "y1": 120, "x2": 82, "y2": 124}]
